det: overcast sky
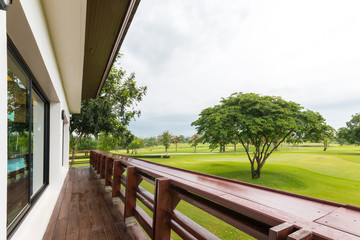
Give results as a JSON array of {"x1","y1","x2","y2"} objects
[{"x1": 121, "y1": 0, "x2": 360, "y2": 138}]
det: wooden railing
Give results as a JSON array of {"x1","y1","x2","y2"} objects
[
  {"x1": 7, "y1": 153, "x2": 29, "y2": 184},
  {"x1": 69, "y1": 150, "x2": 91, "y2": 166},
  {"x1": 90, "y1": 150, "x2": 360, "y2": 240}
]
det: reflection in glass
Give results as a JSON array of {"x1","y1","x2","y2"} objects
[
  {"x1": 7, "y1": 50, "x2": 30, "y2": 227},
  {"x1": 31, "y1": 90, "x2": 45, "y2": 196}
]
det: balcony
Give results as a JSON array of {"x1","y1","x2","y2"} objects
[{"x1": 43, "y1": 151, "x2": 360, "y2": 240}]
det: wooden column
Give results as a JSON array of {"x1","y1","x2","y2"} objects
[
  {"x1": 100, "y1": 155, "x2": 106, "y2": 179},
  {"x1": 104, "y1": 157, "x2": 114, "y2": 186},
  {"x1": 96, "y1": 153, "x2": 101, "y2": 174},
  {"x1": 153, "y1": 177, "x2": 180, "y2": 240},
  {"x1": 124, "y1": 166, "x2": 141, "y2": 222},
  {"x1": 112, "y1": 160, "x2": 124, "y2": 198}
]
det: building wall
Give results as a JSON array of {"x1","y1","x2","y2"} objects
[
  {"x1": 0, "y1": 10, "x2": 8, "y2": 240},
  {"x1": 3, "y1": 0, "x2": 72, "y2": 239}
]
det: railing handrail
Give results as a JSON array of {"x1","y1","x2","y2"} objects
[{"x1": 90, "y1": 150, "x2": 360, "y2": 240}]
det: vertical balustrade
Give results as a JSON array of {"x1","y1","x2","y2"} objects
[
  {"x1": 104, "y1": 157, "x2": 114, "y2": 186},
  {"x1": 124, "y1": 166, "x2": 140, "y2": 225},
  {"x1": 96, "y1": 153, "x2": 101, "y2": 174},
  {"x1": 153, "y1": 177, "x2": 180, "y2": 240},
  {"x1": 100, "y1": 155, "x2": 107, "y2": 179},
  {"x1": 112, "y1": 160, "x2": 124, "y2": 198}
]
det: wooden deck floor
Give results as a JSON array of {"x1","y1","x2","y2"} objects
[{"x1": 43, "y1": 167, "x2": 135, "y2": 240}]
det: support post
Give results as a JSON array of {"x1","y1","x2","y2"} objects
[
  {"x1": 153, "y1": 177, "x2": 180, "y2": 240},
  {"x1": 104, "y1": 157, "x2": 113, "y2": 186},
  {"x1": 124, "y1": 166, "x2": 141, "y2": 223},
  {"x1": 112, "y1": 160, "x2": 124, "y2": 197},
  {"x1": 269, "y1": 222, "x2": 294, "y2": 240}
]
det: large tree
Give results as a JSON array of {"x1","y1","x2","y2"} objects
[
  {"x1": 336, "y1": 127, "x2": 350, "y2": 146},
  {"x1": 70, "y1": 58, "x2": 147, "y2": 163},
  {"x1": 191, "y1": 105, "x2": 234, "y2": 152},
  {"x1": 192, "y1": 92, "x2": 331, "y2": 178}
]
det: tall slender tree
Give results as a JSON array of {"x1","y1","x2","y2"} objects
[{"x1": 158, "y1": 131, "x2": 172, "y2": 155}]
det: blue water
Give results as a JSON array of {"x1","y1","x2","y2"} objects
[{"x1": 8, "y1": 158, "x2": 26, "y2": 172}]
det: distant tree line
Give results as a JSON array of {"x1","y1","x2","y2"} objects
[{"x1": 336, "y1": 113, "x2": 360, "y2": 146}]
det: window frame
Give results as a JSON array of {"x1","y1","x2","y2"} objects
[{"x1": 6, "y1": 37, "x2": 50, "y2": 237}]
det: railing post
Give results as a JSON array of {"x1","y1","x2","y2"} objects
[
  {"x1": 112, "y1": 160, "x2": 125, "y2": 198},
  {"x1": 100, "y1": 155, "x2": 106, "y2": 179},
  {"x1": 153, "y1": 177, "x2": 180, "y2": 240},
  {"x1": 269, "y1": 222, "x2": 294, "y2": 240},
  {"x1": 96, "y1": 153, "x2": 101, "y2": 174},
  {"x1": 104, "y1": 157, "x2": 113, "y2": 186},
  {"x1": 124, "y1": 166, "x2": 141, "y2": 224},
  {"x1": 90, "y1": 151, "x2": 94, "y2": 167}
]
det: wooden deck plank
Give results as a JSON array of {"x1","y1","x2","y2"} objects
[
  {"x1": 43, "y1": 174, "x2": 69, "y2": 240},
  {"x1": 43, "y1": 167, "x2": 135, "y2": 240}
]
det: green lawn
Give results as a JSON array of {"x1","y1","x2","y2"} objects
[{"x1": 111, "y1": 144, "x2": 360, "y2": 239}]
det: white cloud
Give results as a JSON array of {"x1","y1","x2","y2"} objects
[{"x1": 121, "y1": 0, "x2": 360, "y2": 137}]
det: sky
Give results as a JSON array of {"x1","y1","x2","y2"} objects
[{"x1": 120, "y1": 0, "x2": 360, "y2": 138}]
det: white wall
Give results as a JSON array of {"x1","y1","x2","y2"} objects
[
  {"x1": 0, "y1": 10, "x2": 8, "y2": 240},
  {"x1": 5, "y1": 1, "x2": 71, "y2": 239}
]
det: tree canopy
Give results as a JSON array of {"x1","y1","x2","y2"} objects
[
  {"x1": 70, "y1": 56, "x2": 146, "y2": 160},
  {"x1": 337, "y1": 113, "x2": 360, "y2": 145},
  {"x1": 192, "y1": 92, "x2": 332, "y2": 178}
]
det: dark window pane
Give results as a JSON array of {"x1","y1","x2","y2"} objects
[{"x1": 7, "y1": 50, "x2": 30, "y2": 227}]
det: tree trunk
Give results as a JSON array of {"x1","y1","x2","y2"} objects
[
  {"x1": 175, "y1": 143, "x2": 177, "y2": 152},
  {"x1": 251, "y1": 166, "x2": 261, "y2": 178},
  {"x1": 234, "y1": 143, "x2": 236, "y2": 151},
  {"x1": 71, "y1": 132, "x2": 84, "y2": 167},
  {"x1": 250, "y1": 161, "x2": 262, "y2": 179},
  {"x1": 194, "y1": 145, "x2": 196, "y2": 153}
]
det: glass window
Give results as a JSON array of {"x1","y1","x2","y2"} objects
[
  {"x1": 7, "y1": 50, "x2": 31, "y2": 227},
  {"x1": 31, "y1": 89, "x2": 45, "y2": 196},
  {"x1": 7, "y1": 43, "x2": 48, "y2": 232}
]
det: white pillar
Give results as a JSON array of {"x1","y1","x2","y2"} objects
[
  {"x1": 0, "y1": 10, "x2": 8, "y2": 240},
  {"x1": 49, "y1": 102, "x2": 66, "y2": 190}
]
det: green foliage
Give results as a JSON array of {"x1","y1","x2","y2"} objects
[
  {"x1": 144, "y1": 137, "x2": 160, "y2": 147},
  {"x1": 158, "y1": 131, "x2": 172, "y2": 154},
  {"x1": 76, "y1": 137, "x2": 98, "y2": 150},
  {"x1": 191, "y1": 104, "x2": 232, "y2": 152},
  {"x1": 336, "y1": 127, "x2": 350, "y2": 146},
  {"x1": 119, "y1": 129, "x2": 134, "y2": 152},
  {"x1": 172, "y1": 135, "x2": 183, "y2": 152},
  {"x1": 128, "y1": 137, "x2": 144, "y2": 154},
  {"x1": 192, "y1": 92, "x2": 331, "y2": 178},
  {"x1": 345, "y1": 113, "x2": 360, "y2": 145},
  {"x1": 189, "y1": 134, "x2": 201, "y2": 153},
  {"x1": 8, "y1": 132, "x2": 29, "y2": 155},
  {"x1": 69, "y1": 55, "x2": 146, "y2": 154},
  {"x1": 98, "y1": 133, "x2": 120, "y2": 152}
]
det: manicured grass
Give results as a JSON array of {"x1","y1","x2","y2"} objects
[{"x1": 111, "y1": 144, "x2": 360, "y2": 239}]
